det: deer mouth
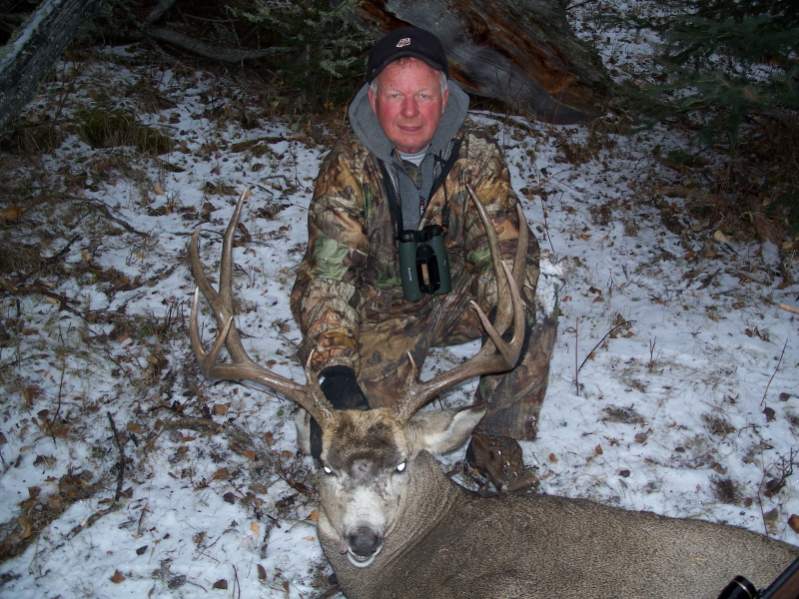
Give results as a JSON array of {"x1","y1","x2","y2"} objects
[
  {"x1": 344, "y1": 524, "x2": 384, "y2": 568},
  {"x1": 346, "y1": 544, "x2": 382, "y2": 568}
]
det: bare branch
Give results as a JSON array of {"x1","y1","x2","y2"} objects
[{"x1": 145, "y1": 27, "x2": 292, "y2": 64}]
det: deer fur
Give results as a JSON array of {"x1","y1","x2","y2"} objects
[{"x1": 316, "y1": 406, "x2": 797, "y2": 599}]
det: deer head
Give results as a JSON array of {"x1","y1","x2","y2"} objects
[{"x1": 189, "y1": 187, "x2": 527, "y2": 568}]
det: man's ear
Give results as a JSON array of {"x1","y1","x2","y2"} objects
[
  {"x1": 367, "y1": 84, "x2": 378, "y2": 114},
  {"x1": 406, "y1": 406, "x2": 486, "y2": 455}
]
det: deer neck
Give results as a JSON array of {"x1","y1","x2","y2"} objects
[{"x1": 388, "y1": 450, "x2": 461, "y2": 555}]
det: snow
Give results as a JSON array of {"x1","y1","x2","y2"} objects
[{"x1": 1, "y1": 7, "x2": 798, "y2": 598}]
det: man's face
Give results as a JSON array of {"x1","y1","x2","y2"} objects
[{"x1": 368, "y1": 58, "x2": 449, "y2": 154}]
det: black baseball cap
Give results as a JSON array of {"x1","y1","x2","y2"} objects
[{"x1": 366, "y1": 26, "x2": 448, "y2": 82}]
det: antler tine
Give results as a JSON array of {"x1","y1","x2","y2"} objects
[
  {"x1": 189, "y1": 189, "x2": 334, "y2": 425},
  {"x1": 397, "y1": 188, "x2": 527, "y2": 420},
  {"x1": 465, "y1": 187, "x2": 527, "y2": 338}
]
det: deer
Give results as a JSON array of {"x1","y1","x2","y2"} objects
[{"x1": 189, "y1": 189, "x2": 798, "y2": 599}]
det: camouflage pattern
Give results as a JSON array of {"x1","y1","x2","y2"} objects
[{"x1": 291, "y1": 127, "x2": 556, "y2": 440}]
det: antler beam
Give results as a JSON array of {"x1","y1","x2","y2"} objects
[
  {"x1": 189, "y1": 189, "x2": 334, "y2": 426},
  {"x1": 396, "y1": 188, "x2": 528, "y2": 420}
]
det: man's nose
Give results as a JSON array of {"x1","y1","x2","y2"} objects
[{"x1": 401, "y1": 96, "x2": 419, "y2": 117}]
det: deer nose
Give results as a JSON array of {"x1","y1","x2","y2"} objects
[{"x1": 347, "y1": 526, "x2": 383, "y2": 558}]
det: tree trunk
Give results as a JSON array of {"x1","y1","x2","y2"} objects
[
  {"x1": 0, "y1": 0, "x2": 102, "y2": 134},
  {"x1": 358, "y1": 0, "x2": 610, "y2": 123}
]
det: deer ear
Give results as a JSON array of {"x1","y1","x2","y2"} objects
[{"x1": 407, "y1": 406, "x2": 486, "y2": 455}]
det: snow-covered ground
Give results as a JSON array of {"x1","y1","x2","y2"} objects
[{"x1": 1, "y1": 5, "x2": 797, "y2": 598}]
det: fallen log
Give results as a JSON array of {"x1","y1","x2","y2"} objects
[
  {"x1": 358, "y1": 0, "x2": 611, "y2": 123},
  {"x1": 0, "y1": 0, "x2": 103, "y2": 133}
]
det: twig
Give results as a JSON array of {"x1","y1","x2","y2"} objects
[
  {"x1": 107, "y1": 412, "x2": 126, "y2": 502},
  {"x1": 574, "y1": 319, "x2": 580, "y2": 396},
  {"x1": 233, "y1": 564, "x2": 241, "y2": 599},
  {"x1": 577, "y1": 320, "x2": 631, "y2": 378},
  {"x1": 145, "y1": 27, "x2": 292, "y2": 63},
  {"x1": 539, "y1": 196, "x2": 556, "y2": 256},
  {"x1": 144, "y1": 0, "x2": 177, "y2": 25},
  {"x1": 756, "y1": 471, "x2": 771, "y2": 540},
  {"x1": 778, "y1": 303, "x2": 799, "y2": 315},
  {"x1": 64, "y1": 195, "x2": 149, "y2": 237},
  {"x1": 43, "y1": 235, "x2": 80, "y2": 265},
  {"x1": 566, "y1": 0, "x2": 599, "y2": 11},
  {"x1": 136, "y1": 503, "x2": 149, "y2": 537},
  {"x1": 66, "y1": 506, "x2": 118, "y2": 540},
  {"x1": 760, "y1": 337, "x2": 789, "y2": 407},
  {"x1": 49, "y1": 359, "x2": 66, "y2": 447}
]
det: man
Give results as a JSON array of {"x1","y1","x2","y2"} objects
[{"x1": 290, "y1": 26, "x2": 557, "y2": 487}]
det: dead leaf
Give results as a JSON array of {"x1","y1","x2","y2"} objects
[
  {"x1": 212, "y1": 468, "x2": 230, "y2": 481},
  {"x1": 212, "y1": 403, "x2": 229, "y2": 416},
  {"x1": 110, "y1": 570, "x2": 125, "y2": 583},
  {"x1": 548, "y1": 453, "x2": 558, "y2": 463},
  {"x1": 257, "y1": 564, "x2": 267, "y2": 580},
  {"x1": 213, "y1": 579, "x2": 228, "y2": 590},
  {"x1": 250, "y1": 482, "x2": 269, "y2": 495},
  {"x1": 0, "y1": 205, "x2": 24, "y2": 223},
  {"x1": 306, "y1": 510, "x2": 319, "y2": 523},
  {"x1": 788, "y1": 514, "x2": 799, "y2": 534},
  {"x1": 713, "y1": 229, "x2": 731, "y2": 244}
]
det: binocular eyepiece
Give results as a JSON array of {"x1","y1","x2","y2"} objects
[{"x1": 398, "y1": 225, "x2": 451, "y2": 302}]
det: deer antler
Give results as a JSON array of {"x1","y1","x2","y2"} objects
[
  {"x1": 396, "y1": 187, "x2": 527, "y2": 421},
  {"x1": 189, "y1": 189, "x2": 334, "y2": 426}
]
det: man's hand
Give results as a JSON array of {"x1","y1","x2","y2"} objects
[{"x1": 310, "y1": 366, "x2": 369, "y2": 458}]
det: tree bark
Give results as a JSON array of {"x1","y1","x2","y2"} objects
[
  {"x1": 0, "y1": 0, "x2": 103, "y2": 133},
  {"x1": 358, "y1": 0, "x2": 610, "y2": 123}
]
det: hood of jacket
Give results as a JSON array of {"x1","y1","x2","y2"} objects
[{"x1": 348, "y1": 79, "x2": 469, "y2": 231}]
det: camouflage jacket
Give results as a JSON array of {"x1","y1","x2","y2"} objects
[{"x1": 290, "y1": 127, "x2": 528, "y2": 374}]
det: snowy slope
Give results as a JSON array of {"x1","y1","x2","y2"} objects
[{"x1": 1, "y1": 8, "x2": 797, "y2": 598}]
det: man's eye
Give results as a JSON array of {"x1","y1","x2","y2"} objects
[{"x1": 395, "y1": 461, "x2": 406, "y2": 473}]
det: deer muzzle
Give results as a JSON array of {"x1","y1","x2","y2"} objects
[{"x1": 345, "y1": 525, "x2": 384, "y2": 568}]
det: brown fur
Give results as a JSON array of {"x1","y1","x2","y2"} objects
[{"x1": 316, "y1": 408, "x2": 798, "y2": 599}]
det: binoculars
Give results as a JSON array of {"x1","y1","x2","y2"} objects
[{"x1": 398, "y1": 225, "x2": 451, "y2": 302}]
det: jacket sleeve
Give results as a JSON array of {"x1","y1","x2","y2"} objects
[
  {"x1": 290, "y1": 149, "x2": 369, "y2": 374},
  {"x1": 461, "y1": 139, "x2": 540, "y2": 315}
]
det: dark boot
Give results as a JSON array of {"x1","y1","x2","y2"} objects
[{"x1": 464, "y1": 432, "x2": 538, "y2": 493}]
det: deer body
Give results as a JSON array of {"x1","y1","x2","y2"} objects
[
  {"x1": 190, "y1": 191, "x2": 796, "y2": 599},
  {"x1": 320, "y1": 449, "x2": 797, "y2": 599}
]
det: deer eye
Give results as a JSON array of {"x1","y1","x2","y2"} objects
[
  {"x1": 322, "y1": 464, "x2": 335, "y2": 476},
  {"x1": 395, "y1": 461, "x2": 407, "y2": 473}
]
